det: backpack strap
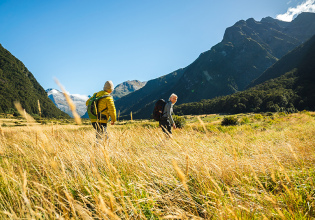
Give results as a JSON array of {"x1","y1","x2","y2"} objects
[{"x1": 96, "y1": 94, "x2": 112, "y2": 119}]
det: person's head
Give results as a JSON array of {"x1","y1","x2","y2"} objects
[
  {"x1": 103, "y1": 81, "x2": 114, "y2": 93},
  {"x1": 169, "y1": 93, "x2": 178, "y2": 104}
]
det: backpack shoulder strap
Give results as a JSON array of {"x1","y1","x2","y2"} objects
[{"x1": 97, "y1": 94, "x2": 112, "y2": 114}]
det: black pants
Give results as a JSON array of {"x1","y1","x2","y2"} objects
[
  {"x1": 92, "y1": 122, "x2": 108, "y2": 140},
  {"x1": 159, "y1": 119, "x2": 172, "y2": 135}
]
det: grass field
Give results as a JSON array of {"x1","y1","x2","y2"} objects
[{"x1": 0, "y1": 112, "x2": 314, "y2": 219}]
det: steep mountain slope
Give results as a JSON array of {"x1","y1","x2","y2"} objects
[
  {"x1": 46, "y1": 89, "x2": 89, "y2": 118},
  {"x1": 111, "y1": 80, "x2": 146, "y2": 101},
  {"x1": 115, "y1": 68, "x2": 185, "y2": 119},
  {"x1": 175, "y1": 34, "x2": 315, "y2": 115},
  {"x1": 171, "y1": 13, "x2": 315, "y2": 104},
  {"x1": 116, "y1": 13, "x2": 315, "y2": 119},
  {"x1": 283, "y1": 12, "x2": 315, "y2": 42},
  {"x1": 248, "y1": 31, "x2": 315, "y2": 87},
  {"x1": 0, "y1": 44, "x2": 69, "y2": 118}
]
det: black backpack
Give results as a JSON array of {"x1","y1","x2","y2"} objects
[{"x1": 153, "y1": 99, "x2": 166, "y2": 121}]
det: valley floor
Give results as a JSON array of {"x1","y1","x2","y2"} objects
[{"x1": 0, "y1": 112, "x2": 314, "y2": 219}]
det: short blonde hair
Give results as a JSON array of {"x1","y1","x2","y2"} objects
[{"x1": 169, "y1": 93, "x2": 178, "y2": 101}]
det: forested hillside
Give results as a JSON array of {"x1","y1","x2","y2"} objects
[
  {"x1": 0, "y1": 44, "x2": 70, "y2": 118},
  {"x1": 175, "y1": 34, "x2": 315, "y2": 115}
]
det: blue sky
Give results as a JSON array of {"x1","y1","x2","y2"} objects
[{"x1": 0, "y1": 0, "x2": 314, "y2": 96}]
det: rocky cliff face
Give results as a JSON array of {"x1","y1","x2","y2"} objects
[{"x1": 111, "y1": 80, "x2": 146, "y2": 101}]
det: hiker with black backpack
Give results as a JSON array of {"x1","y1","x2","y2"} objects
[
  {"x1": 153, "y1": 93, "x2": 178, "y2": 136},
  {"x1": 86, "y1": 81, "x2": 116, "y2": 141}
]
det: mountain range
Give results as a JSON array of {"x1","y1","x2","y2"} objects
[
  {"x1": 2, "y1": 13, "x2": 315, "y2": 119},
  {"x1": 115, "y1": 12, "x2": 315, "y2": 119},
  {"x1": 47, "y1": 80, "x2": 146, "y2": 118}
]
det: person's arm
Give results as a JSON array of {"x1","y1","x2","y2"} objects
[{"x1": 107, "y1": 96, "x2": 116, "y2": 124}]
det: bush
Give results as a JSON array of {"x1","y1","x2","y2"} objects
[
  {"x1": 13, "y1": 110, "x2": 21, "y2": 117},
  {"x1": 264, "y1": 112, "x2": 273, "y2": 116},
  {"x1": 300, "y1": 110, "x2": 311, "y2": 116},
  {"x1": 221, "y1": 116, "x2": 238, "y2": 126},
  {"x1": 240, "y1": 116, "x2": 250, "y2": 124},
  {"x1": 173, "y1": 115, "x2": 186, "y2": 128},
  {"x1": 278, "y1": 112, "x2": 287, "y2": 116},
  {"x1": 253, "y1": 114, "x2": 263, "y2": 120}
]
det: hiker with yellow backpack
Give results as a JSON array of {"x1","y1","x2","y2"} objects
[{"x1": 86, "y1": 81, "x2": 116, "y2": 141}]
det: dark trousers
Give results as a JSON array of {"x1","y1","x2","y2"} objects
[
  {"x1": 159, "y1": 119, "x2": 172, "y2": 135},
  {"x1": 92, "y1": 122, "x2": 108, "y2": 140}
]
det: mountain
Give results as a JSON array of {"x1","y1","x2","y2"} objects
[
  {"x1": 115, "y1": 12, "x2": 315, "y2": 119},
  {"x1": 46, "y1": 80, "x2": 145, "y2": 118},
  {"x1": 174, "y1": 33, "x2": 315, "y2": 115},
  {"x1": 111, "y1": 80, "x2": 146, "y2": 101},
  {"x1": 115, "y1": 68, "x2": 185, "y2": 119},
  {"x1": 46, "y1": 89, "x2": 90, "y2": 118},
  {"x1": 0, "y1": 44, "x2": 70, "y2": 118}
]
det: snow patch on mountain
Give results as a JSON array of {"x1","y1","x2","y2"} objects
[{"x1": 46, "y1": 88, "x2": 90, "y2": 118}]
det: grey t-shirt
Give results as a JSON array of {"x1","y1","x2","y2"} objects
[{"x1": 163, "y1": 101, "x2": 174, "y2": 125}]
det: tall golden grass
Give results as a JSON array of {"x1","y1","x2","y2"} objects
[{"x1": 0, "y1": 112, "x2": 314, "y2": 219}]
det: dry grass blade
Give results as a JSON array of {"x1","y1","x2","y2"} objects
[
  {"x1": 172, "y1": 160, "x2": 188, "y2": 191},
  {"x1": 197, "y1": 116, "x2": 207, "y2": 133},
  {"x1": 14, "y1": 102, "x2": 37, "y2": 124},
  {"x1": 98, "y1": 195, "x2": 121, "y2": 220},
  {"x1": 54, "y1": 78, "x2": 82, "y2": 125},
  {"x1": 73, "y1": 203, "x2": 93, "y2": 220},
  {"x1": 37, "y1": 100, "x2": 41, "y2": 118},
  {"x1": 0, "y1": 124, "x2": 4, "y2": 137}
]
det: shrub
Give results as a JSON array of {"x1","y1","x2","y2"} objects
[
  {"x1": 240, "y1": 116, "x2": 250, "y2": 124},
  {"x1": 173, "y1": 115, "x2": 186, "y2": 128},
  {"x1": 253, "y1": 114, "x2": 263, "y2": 120},
  {"x1": 278, "y1": 112, "x2": 287, "y2": 116},
  {"x1": 221, "y1": 116, "x2": 238, "y2": 126},
  {"x1": 300, "y1": 110, "x2": 311, "y2": 116},
  {"x1": 13, "y1": 111, "x2": 21, "y2": 117},
  {"x1": 264, "y1": 112, "x2": 273, "y2": 116}
]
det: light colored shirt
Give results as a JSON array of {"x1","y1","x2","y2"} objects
[{"x1": 163, "y1": 101, "x2": 174, "y2": 125}]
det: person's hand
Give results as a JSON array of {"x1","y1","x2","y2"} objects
[
  {"x1": 111, "y1": 121, "x2": 115, "y2": 125},
  {"x1": 173, "y1": 123, "x2": 176, "y2": 129}
]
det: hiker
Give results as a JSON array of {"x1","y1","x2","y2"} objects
[
  {"x1": 160, "y1": 93, "x2": 178, "y2": 135},
  {"x1": 86, "y1": 80, "x2": 116, "y2": 141}
]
